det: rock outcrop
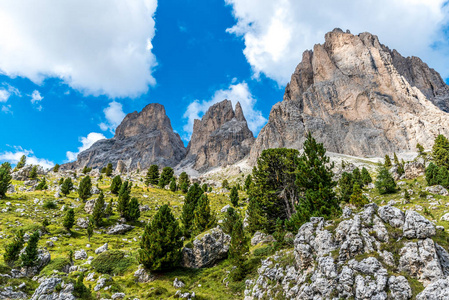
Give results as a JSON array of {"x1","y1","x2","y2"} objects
[
  {"x1": 30, "y1": 277, "x2": 75, "y2": 300},
  {"x1": 181, "y1": 100, "x2": 255, "y2": 172},
  {"x1": 249, "y1": 29, "x2": 449, "y2": 162},
  {"x1": 245, "y1": 204, "x2": 449, "y2": 299},
  {"x1": 63, "y1": 103, "x2": 186, "y2": 171}
]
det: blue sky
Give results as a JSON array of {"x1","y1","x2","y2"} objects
[{"x1": 0, "y1": 0, "x2": 448, "y2": 168}]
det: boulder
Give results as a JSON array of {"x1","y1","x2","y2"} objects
[
  {"x1": 426, "y1": 185, "x2": 449, "y2": 196},
  {"x1": 134, "y1": 267, "x2": 154, "y2": 283},
  {"x1": 0, "y1": 287, "x2": 27, "y2": 299},
  {"x1": 74, "y1": 249, "x2": 88, "y2": 260},
  {"x1": 173, "y1": 278, "x2": 185, "y2": 288},
  {"x1": 404, "y1": 158, "x2": 426, "y2": 179},
  {"x1": 441, "y1": 213, "x2": 449, "y2": 222},
  {"x1": 95, "y1": 243, "x2": 108, "y2": 254},
  {"x1": 77, "y1": 217, "x2": 89, "y2": 229},
  {"x1": 115, "y1": 160, "x2": 127, "y2": 174},
  {"x1": 251, "y1": 232, "x2": 276, "y2": 246},
  {"x1": 107, "y1": 224, "x2": 134, "y2": 235},
  {"x1": 378, "y1": 205, "x2": 405, "y2": 228},
  {"x1": 30, "y1": 277, "x2": 75, "y2": 300},
  {"x1": 181, "y1": 227, "x2": 231, "y2": 268},
  {"x1": 403, "y1": 210, "x2": 436, "y2": 239},
  {"x1": 417, "y1": 278, "x2": 449, "y2": 299}
]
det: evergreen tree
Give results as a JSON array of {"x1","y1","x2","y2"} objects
[
  {"x1": 159, "y1": 167, "x2": 174, "y2": 188},
  {"x1": 352, "y1": 168, "x2": 363, "y2": 187},
  {"x1": 361, "y1": 167, "x2": 372, "y2": 185},
  {"x1": 349, "y1": 183, "x2": 369, "y2": 208},
  {"x1": 117, "y1": 181, "x2": 131, "y2": 219},
  {"x1": 170, "y1": 179, "x2": 177, "y2": 192},
  {"x1": 437, "y1": 166, "x2": 449, "y2": 188},
  {"x1": 178, "y1": 172, "x2": 190, "y2": 192},
  {"x1": 393, "y1": 152, "x2": 400, "y2": 166},
  {"x1": 139, "y1": 204, "x2": 183, "y2": 271},
  {"x1": 273, "y1": 218, "x2": 286, "y2": 249},
  {"x1": 384, "y1": 155, "x2": 392, "y2": 168},
  {"x1": 78, "y1": 176, "x2": 92, "y2": 201},
  {"x1": 426, "y1": 162, "x2": 441, "y2": 186},
  {"x1": 3, "y1": 229, "x2": 24, "y2": 266},
  {"x1": 92, "y1": 191, "x2": 105, "y2": 227},
  {"x1": 29, "y1": 165, "x2": 38, "y2": 179},
  {"x1": 404, "y1": 189, "x2": 411, "y2": 201},
  {"x1": 105, "y1": 163, "x2": 113, "y2": 177},
  {"x1": 433, "y1": 134, "x2": 449, "y2": 168},
  {"x1": 394, "y1": 152, "x2": 405, "y2": 176},
  {"x1": 58, "y1": 178, "x2": 64, "y2": 185},
  {"x1": 193, "y1": 194, "x2": 214, "y2": 235},
  {"x1": 229, "y1": 218, "x2": 249, "y2": 281},
  {"x1": 145, "y1": 165, "x2": 159, "y2": 186},
  {"x1": 375, "y1": 165, "x2": 397, "y2": 194},
  {"x1": 21, "y1": 231, "x2": 40, "y2": 267},
  {"x1": 63, "y1": 208, "x2": 75, "y2": 231},
  {"x1": 127, "y1": 197, "x2": 141, "y2": 222},
  {"x1": 181, "y1": 183, "x2": 203, "y2": 236},
  {"x1": 16, "y1": 155, "x2": 26, "y2": 170},
  {"x1": 291, "y1": 133, "x2": 339, "y2": 231},
  {"x1": 87, "y1": 217, "x2": 94, "y2": 242},
  {"x1": 110, "y1": 175, "x2": 122, "y2": 195},
  {"x1": 230, "y1": 186, "x2": 239, "y2": 207},
  {"x1": 222, "y1": 179, "x2": 229, "y2": 189},
  {"x1": 244, "y1": 174, "x2": 252, "y2": 191},
  {"x1": 222, "y1": 206, "x2": 239, "y2": 235},
  {"x1": 202, "y1": 183, "x2": 208, "y2": 192},
  {"x1": 338, "y1": 172, "x2": 354, "y2": 202},
  {"x1": 73, "y1": 272, "x2": 91, "y2": 298},
  {"x1": 0, "y1": 162, "x2": 12, "y2": 198},
  {"x1": 36, "y1": 177, "x2": 48, "y2": 190},
  {"x1": 61, "y1": 178, "x2": 73, "y2": 196},
  {"x1": 417, "y1": 143, "x2": 425, "y2": 156},
  {"x1": 180, "y1": 182, "x2": 189, "y2": 194},
  {"x1": 105, "y1": 199, "x2": 113, "y2": 218},
  {"x1": 246, "y1": 194, "x2": 266, "y2": 234},
  {"x1": 82, "y1": 166, "x2": 92, "y2": 174},
  {"x1": 53, "y1": 164, "x2": 60, "y2": 172}
]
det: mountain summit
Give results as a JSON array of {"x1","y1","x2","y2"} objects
[{"x1": 249, "y1": 28, "x2": 449, "y2": 162}]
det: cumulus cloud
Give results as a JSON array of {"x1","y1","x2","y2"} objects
[
  {"x1": 99, "y1": 101, "x2": 126, "y2": 132},
  {"x1": 1, "y1": 105, "x2": 12, "y2": 114},
  {"x1": 0, "y1": 0, "x2": 158, "y2": 98},
  {"x1": 0, "y1": 89, "x2": 10, "y2": 103},
  {"x1": 183, "y1": 81, "x2": 267, "y2": 141},
  {"x1": 225, "y1": 0, "x2": 449, "y2": 84},
  {"x1": 30, "y1": 90, "x2": 43, "y2": 104},
  {"x1": 66, "y1": 132, "x2": 106, "y2": 162},
  {"x1": 0, "y1": 147, "x2": 54, "y2": 169}
]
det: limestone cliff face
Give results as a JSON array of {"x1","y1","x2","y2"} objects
[
  {"x1": 63, "y1": 103, "x2": 186, "y2": 170},
  {"x1": 250, "y1": 29, "x2": 449, "y2": 162},
  {"x1": 184, "y1": 100, "x2": 255, "y2": 172}
]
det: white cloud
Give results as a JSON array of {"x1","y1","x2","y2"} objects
[
  {"x1": 66, "y1": 132, "x2": 106, "y2": 162},
  {"x1": 99, "y1": 101, "x2": 126, "y2": 132},
  {"x1": 183, "y1": 81, "x2": 267, "y2": 140},
  {"x1": 0, "y1": 147, "x2": 54, "y2": 169},
  {"x1": 225, "y1": 0, "x2": 449, "y2": 84},
  {"x1": 1, "y1": 105, "x2": 12, "y2": 114},
  {"x1": 30, "y1": 90, "x2": 43, "y2": 104},
  {"x1": 0, "y1": 0, "x2": 158, "y2": 98}
]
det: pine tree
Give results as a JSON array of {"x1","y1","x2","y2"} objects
[
  {"x1": 273, "y1": 218, "x2": 286, "y2": 249},
  {"x1": 21, "y1": 231, "x2": 40, "y2": 267},
  {"x1": 0, "y1": 162, "x2": 12, "y2": 198},
  {"x1": 349, "y1": 183, "x2": 369, "y2": 208},
  {"x1": 437, "y1": 166, "x2": 449, "y2": 188},
  {"x1": 230, "y1": 186, "x2": 239, "y2": 207},
  {"x1": 384, "y1": 155, "x2": 392, "y2": 168},
  {"x1": 229, "y1": 218, "x2": 249, "y2": 281},
  {"x1": 352, "y1": 168, "x2": 363, "y2": 187},
  {"x1": 393, "y1": 152, "x2": 400, "y2": 166},
  {"x1": 36, "y1": 177, "x2": 48, "y2": 190},
  {"x1": 3, "y1": 229, "x2": 24, "y2": 266},
  {"x1": 117, "y1": 181, "x2": 131, "y2": 219},
  {"x1": 82, "y1": 166, "x2": 92, "y2": 174},
  {"x1": 404, "y1": 189, "x2": 411, "y2": 201},
  {"x1": 181, "y1": 183, "x2": 203, "y2": 236},
  {"x1": 145, "y1": 165, "x2": 159, "y2": 186},
  {"x1": 58, "y1": 178, "x2": 64, "y2": 185},
  {"x1": 73, "y1": 272, "x2": 91, "y2": 298},
  {"x1": 178, "y1": 172, "x2": 190, "y2": 192},
  {"x1": 105, "y1": 199, "x2": 113, "y2": 218},
  {"x1": 87, "y1": 217, "x2": 94, "y2": 242},
  {"x1": 222, "y1": 179, "x2": 229, "y2": 189},
  {"x1": 170, "y1": 179, "x2": 177, "y2": 192},
  {"x1": 127, "y1": 197, "x2": 141, "y2": 222},
  {"x1": 29, "y1": 165, "x2": 38, "y2": 179},
  {"x1": 105, "y1": 163, "x2": 113, "y2": 177},
  {"x1": 425, "y1": 162, "x2": 439, "y2": 186},
  {"x1": 159, "y1": 167, "x2": 174, "y2": 188},
  {"x1": 361, "y1": 167, "x2": 372, "y2": 185},
  {"x1": 139, "y1": 204, "x2": 183, "y2": 271},
  {"x1": 63, "y1": 208, "x2": 75, "y2": 231},
  {"x1": 78, "y1": 176, "x2": 92, "y2": 201},
  {"x1": 180, "y1": 182, "x2": 189, "y2": 193},
  {"x1": 110, "y1": 175, "x2": 122, "y2": 195},
  {"x1": 92, "y1": 191, "x2": 105, "y2": 227},
  {"x1": 433, "y1": 134, "x2": 449, "y2": 168},
  {"x1": 53, "y1": 164, "x2": 60, "y2": 172},
  {"x1": 292, "y1": 133, "x2": 339, "y2": 231},
  {"x1": 193, "y1": 194, "x2": 214, "y2": 235},
  {"x1": 375, "y1": 165, "x2": 397, "y2": 194},
  {"x1": 417, "y1": 143, "x2": 425, "y2": 156},
  {"x1": 202, "y1": 183, "x2": 208, "y2": 192},
  {"x1": 246, "y1": 195, "x2": 266, "y2": 234},
  {"x1": 16, "y1": 155, "x2": 26, "y2": 170},
  {"x1": 61, "y1": 178, "x2": 73, "y2": 196},
  {"x1": 338, "y1": 172, "x2": 354, "y2": 202},
  {"x1": 244, "y1": 174, "x2": 252, "y2": 191},
  {"x1": 222, "y1": 206, "x2": 239, "y2": 235}
]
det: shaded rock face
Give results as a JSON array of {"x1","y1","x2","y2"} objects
[
  {"x1": 63, "y1": 103, "x2": 186, "y2": 171},
  {"x1": 245, "y1": 204, "x2": 449, "y2": 299},
  {"x1": 250, "y1": 29, "x2": 449, "y2": 162},
  {"x1": 184, "y1": 100, "x2": 255, "y2": 172}
]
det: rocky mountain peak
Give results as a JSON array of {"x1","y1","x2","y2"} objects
[
  {"x1": 250, "y1": 29, "x2": 449, "y2": 163},
  {"x1": 182, "y1": 99, "x2": 255, "y2": 172}
]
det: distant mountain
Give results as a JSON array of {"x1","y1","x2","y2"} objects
[{"x1": 249, "y1": 28, "x2": 449, "y2": 162}]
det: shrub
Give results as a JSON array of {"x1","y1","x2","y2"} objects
[
  {"x1": 40, "y1": 257, "x2": 71, "y2": 276},
  {"x1": 43, "y1": 200, "x2": 57, "y2": 209},
  {"x1": 29, "y1": 165, "x2": 38, "y2": 179},
  {"x1": 3, "y1": 229, "x2": 24, "y2": 266},
  {"x1": 53, "y1": 164, "x2": 60, "y2": 172},
  {"x1": 375, "y1": 165, "x2": 396, "y2": 194},
  {"x1": 0, "y1": 162, "x2": 12, "y2": 198},
  {"x1": 91, "y1": 250, "x2": 134, "y2": 275}
]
